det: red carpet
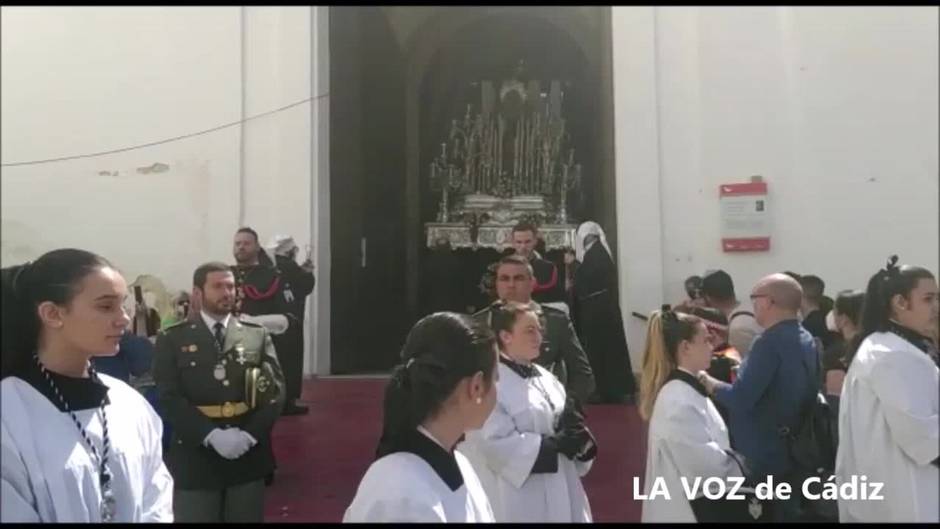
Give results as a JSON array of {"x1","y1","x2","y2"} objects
[{"x1": 265, "y1": 378, "x2": 647, "y2": 522}]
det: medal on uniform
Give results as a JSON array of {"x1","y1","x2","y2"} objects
[
  {"x1": 235, "y1": 344, "x2": 247, "y2": 365},
  {"x1": 214, "y1": 364, "x2": 226, "y2": 381}
]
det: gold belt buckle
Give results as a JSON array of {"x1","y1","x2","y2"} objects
[{"x1": 221, "y1": 402, "x2": 235, "y2": 418}]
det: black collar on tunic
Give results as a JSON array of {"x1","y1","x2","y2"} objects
[
  {"x1": 12, "y1": 360, "x2": 110, "y2": 411},
  {"x1": 667, "y1": 369, "x2": 709, "y2": 398},
  {"x1": 380, "y1": 428, "x2": 463, "y2": 492},
  {"x1": 887, "y1": 321, "x2": 933, "y2": 354},
  {"x1": 499, "y1": 354, "x2": 538, "y2": 379},
  {"x1": 887, "y1": 321, "x2": 939, "y2": 364}
]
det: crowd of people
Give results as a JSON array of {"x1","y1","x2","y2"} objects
[
  {"x1": 644, "y1": 259, "x2": 938, "y2": 523},
  {"x1": 1, "y1": 227, "x2": 316, "y2": 523},
  {"x1": 348, "y1": 243, "x2": 937, "y2": 523},
  {"x1": 1, "y1": 220, "x2": 936, "y2": 523}
]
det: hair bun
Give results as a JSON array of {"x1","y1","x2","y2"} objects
[
  {"x1": 880, "y1": 255, "x2": 901, "y2": 281},
  {"x1": 660, "y1": 304, "x2": 679, "y2": 325},
  {"x1": 885, "y1": 255, "x2": 900, "y2": 273}
]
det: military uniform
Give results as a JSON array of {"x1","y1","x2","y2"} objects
[
  {"x1": 152, "y1": 315, "x2": 285, "y2": 521},
  {"x1": 273, "y1": 255, "x2": 315, "y2": 407},
  {"x1": 232, "y1": 263, "x2": 303, "y2": 407},
  {"x1": 473, "y1": 301, "x2": 595, "y2": 403},
  {"x1": 232, "y1": 264, "x2": 294, "y2": 321},
  {"x1": 530, "y1": 255, "x2": 567, "y2": 306}
]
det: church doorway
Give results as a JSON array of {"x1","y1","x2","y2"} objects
[{"x1": 329, "y1": 7, "x2": 617, "y2": 374}]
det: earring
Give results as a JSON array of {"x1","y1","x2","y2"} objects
[{"x1": 475, "y1": 397, "x2": 482, "y2": 405}]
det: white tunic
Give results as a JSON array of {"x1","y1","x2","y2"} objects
[
  {"x1": 836, "y1": 331, "x2": 939, "y2": 523},
  {"x1": 1, "y1": 373, "x2": 173, "y2": 522},
  {"x1": 642, "y1": 376, "x2": 743, "y2": 523},
  {"x1": 343, "y1": 445, "x2": 495, "y2": 523},
  {"x1": 459, "y1": 362, "x2": 593, "y2": 523}
]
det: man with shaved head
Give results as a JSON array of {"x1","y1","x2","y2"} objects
[{"x1": 698, "y1": 273, "x2": 819, "y2": 522}]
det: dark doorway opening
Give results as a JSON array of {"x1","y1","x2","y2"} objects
[{"x1": 330, "y1": 7, "x2": 616, "y2": 374}]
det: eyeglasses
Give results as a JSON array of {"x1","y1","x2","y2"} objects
[{"x1": 750, "y1": 294, "x2": 771, "y2": 301}]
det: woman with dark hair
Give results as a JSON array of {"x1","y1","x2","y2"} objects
[
  {"x1": 1, "y1": 249, "x2": 173, "y2": 522},
  {"x1": 460, "y1": 302, "x2": 595, "y2": 522},
  {"x1": 836, "y1": 256, "x2": 938, "y2": 523},
  {"x1": 640, "y1": 306, "x2": 765, "y2": 522},
  {"x1": 821, "y1": 289, "x2": 865, "y2": 396},
  {"x1": 344, "y1": 312, "x2": 498, "y2": 522}
]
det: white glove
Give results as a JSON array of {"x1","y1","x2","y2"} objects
[
  {"x1": 204, "y1": 428, "x2": 253, "y2": 460},
  {"x1": 238, "y1": 313, "x2": 289, "y2": 335}
]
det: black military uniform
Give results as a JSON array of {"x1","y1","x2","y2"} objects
[
  {"x1": 232, "y1": 263, "x2": 299, "y2": 407},
  {"x1": 530, "y1": 254, "x2": 567, "y2": 305},
  {"x1": 232, "y1": 264, "x2": 294, "y2": 322},
  {"x1": 273, "y1": 254, "x2": 315, "y2": 409},
  {"x1": 152, "y1": 315, "x2": 285, "y2": 521},
  {"x1": 473, "y1": 300, "x2": 595, "y2": 403}
]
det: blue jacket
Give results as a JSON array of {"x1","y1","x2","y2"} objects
[
  {"x1": 714, "y1": 319, "x2": 817, "y2": 480},
  {"x1": 92, "y1": 332, "x2": 154, "y2": 382}
]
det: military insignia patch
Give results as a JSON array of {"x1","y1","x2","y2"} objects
[{"x1": 258, "y1": 375, "x2": 271, "y2": 394}]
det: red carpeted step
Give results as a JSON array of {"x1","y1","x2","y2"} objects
[{"x1": 265, "y1": 378, "x2": 647, "y2": 522}]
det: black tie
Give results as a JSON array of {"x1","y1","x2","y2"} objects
[{"x1": 213, "y1": 322, "x2": 225, "y2": 352}]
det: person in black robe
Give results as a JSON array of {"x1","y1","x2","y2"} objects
[{"x1": 573, "y1": 221, "x2": 636, "y2": 404}]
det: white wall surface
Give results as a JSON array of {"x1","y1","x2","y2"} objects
[
  {"x1": 1, "y1": 6, "x2": 329, "y2": 374},
  {"x1": 613, "y1": 6, "x2": 939, "y2": 370},
  {"x1": 1, "y1": 6, "x2": 242, "y2": 286}
]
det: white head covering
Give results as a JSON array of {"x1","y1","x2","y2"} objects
[{"x1": 575, "y1": 221, "x2": 613, "y2": 263}]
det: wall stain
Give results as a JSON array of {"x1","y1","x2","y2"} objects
[{"x1": 137, "y1": 162, "x2": 170, "y2": 175}]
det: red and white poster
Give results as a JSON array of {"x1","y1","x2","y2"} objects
[{"x1": 720, "y1": 182, "x2": 770, "y2": 252}]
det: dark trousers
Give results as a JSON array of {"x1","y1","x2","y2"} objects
[{"x1": 173, "y1": 480, "x2": 265, "y2": 522}]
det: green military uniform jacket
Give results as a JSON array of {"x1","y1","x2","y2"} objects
[
  {"x1": 473, "y1": 301, "x2": 596, "y2": 403},
  {"x1": 152, "y1": 315, "x2": 285, "y2": 490}
]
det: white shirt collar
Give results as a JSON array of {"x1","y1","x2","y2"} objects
[{"x1": 200, "y1": 310, "x2": 231, "y2": 332}]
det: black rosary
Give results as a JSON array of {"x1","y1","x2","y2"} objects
[{"x1": 35, "y1": 355, "x2": 116, "y2": 522}]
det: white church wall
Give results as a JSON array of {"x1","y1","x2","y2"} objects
[
  {"x1": 242, "y1": 6, "x2": 312, "y2": 249},
  {"x1": 1, "y1": 6, "x2": 243, "y2": 290},
  {"x1": 1, "y1": 6, "x2": 329, "y2": 374},
  {"x1": 613, "y1": 6, "x2": 939, "y2": 369}
]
